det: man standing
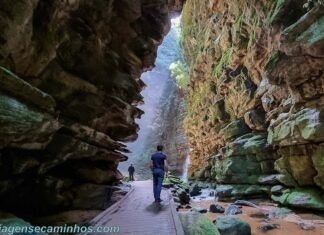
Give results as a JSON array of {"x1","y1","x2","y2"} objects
[
  {"x1": 128, "y1": 164, "x2": 135, "y2": 181},
  {"x1": 150, "y1": 145, "x2": 168, "y2": 203}
]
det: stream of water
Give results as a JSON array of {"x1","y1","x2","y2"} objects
[{"x1": 119, "y1": 15, "x2": 189, "y2": 180}]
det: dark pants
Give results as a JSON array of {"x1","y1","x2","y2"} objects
[
  {"x1": 153, "y1": 168, "x2": 164, "y2": 200},
  {"x1": 129, "y1": 172, "x2": 134, "y2": 181}
]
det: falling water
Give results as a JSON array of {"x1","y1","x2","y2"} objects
[
  {"x1": 119, "y1": 15, "x2": 188, "y2": 179},
  {"x1": 181, "y1": 154, "x2": 190, "y2": 182}
]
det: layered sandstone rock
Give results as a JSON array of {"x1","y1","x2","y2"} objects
[
  {"x1": 0, "y1": 0, "x2": 170, "y2": 223},
  {"x1": 181, "y1": 0, "x2": 324, "y2": 209}
]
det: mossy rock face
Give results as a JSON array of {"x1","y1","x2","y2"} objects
[
  {"x1": 0, "y1": 92, "x2": 59, "y2": 149},
  {"x1": 216, "y1": 216, "x2": 251, "y2": 235},
  {"x1": 215, "y1": 184, "x2": 271, "y2": 201},
  {"x1": 296, "y1": 15, "x2": 324, "y2": 44},
  {"x1": 272, "y1": 188, "x2": 324, "y2": 211},
  {"x1": 268, "y1": 108, "x2": 324, "y2": 146},
  {"x1": 220, "y1": 119, "x2": 251, "y2": 141},
  {"x1": 179, "y1": 212, "x2": 220, "y2": 235},
  {"x1": 214, "y1": 155, "x2": 262, "y2": 184},
  {"x1": 281, "y1": 6, "x2": 324, "y2": 56},
  {"x1": 213, "y1": 133, "x2": 276, "y2": 184},
  {"x1": 222, "y1": 133, "x2": 269, "y2": 157},
  {"x1": 275, "y1": 145, "x2": 318, "y2": 187},
  {"x1": 0, "y1": 67, "x2": 56, "y2": 112}
]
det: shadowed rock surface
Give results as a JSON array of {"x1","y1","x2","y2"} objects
[{"x1": 0, "y1": 0, "x2": 171, "y2": 223}]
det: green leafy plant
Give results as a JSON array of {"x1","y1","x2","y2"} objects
[
  {"x1": 225, "y1": 73, "x2": 252, "y2": 118},
  {"x1": 212, "y1": 48, "x2": 233, "y2": 78},
  {"x1": 265, "y1": 0, "x2": 285, "y2": 27},
  {"x1": 169, "y1": 60, "x2": 189, "y2": 89},
  {"x1": 248, "y1": 15, "x2": 260, "y2": 48}
]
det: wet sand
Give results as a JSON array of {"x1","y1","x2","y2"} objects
[{"x1": 185, "y1": 200, "x2": 324, "y2": 235}]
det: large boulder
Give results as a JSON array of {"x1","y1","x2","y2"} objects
[
  {"x1": 224, "y1": 205, "x2": 242, "y2": 216},
  {"x1": 209, "y1": 204, "x2": 225, "y2": 213},
  {"x1": 179, "y1": 212, "x2": 220, "y2": 235},
  {"x1": 215, "y1": 184, "x2": 271, "y2": 201},
  {"x1": 216, "y1": 216, "x2": 251, "y2": 235},
  {"x1": 272, "y1": 188, "x2": 324, "y2": 211},
  {"x1": 212, "y1": 133, "x2": 278, "y2": 184}
]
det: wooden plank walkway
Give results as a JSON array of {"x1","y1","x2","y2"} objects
[{"x1": 86, "y1": 181, "x2": 184, "y2": 235}]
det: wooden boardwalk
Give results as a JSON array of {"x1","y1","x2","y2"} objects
[{"x1": 86, "y1": 181, "x2": 184, "y2": 235}]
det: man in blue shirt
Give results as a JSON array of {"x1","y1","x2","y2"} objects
[{"x1": 150, "y1": 145, "x2": 168, "y2": 203}]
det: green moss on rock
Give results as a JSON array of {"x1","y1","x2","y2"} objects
[
  {"x1": 179, "y1": 212, "x2": 220, "y2": 235},
  {"x1": 268, "y1": 108, "x2": 324, "y2": 145},
  {"x1": 220, "y1": 119, "x2": 251, "y2": 141},
  {"x1": 272, "y1": 188, "x2": 324, "y2": 211}
]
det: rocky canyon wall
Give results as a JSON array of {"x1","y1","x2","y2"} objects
[
  {"x1": 181, "y1": 0, "x2": 324, "y2": 210},
  {"x1": 0, "y1": 0, "x2": 170, "y2": 223}
]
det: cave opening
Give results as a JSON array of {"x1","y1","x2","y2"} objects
[{"x1": 119, "y1": 13, "x2": 190, "y2": 181}]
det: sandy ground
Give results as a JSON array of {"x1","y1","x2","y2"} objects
[{"x1": 184, "y1": 199, "x2": 324, "y2": 235}]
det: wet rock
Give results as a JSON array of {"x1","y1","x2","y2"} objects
[
  {"x1": 215, "y1": 184, "x2": 271, "y2": 201},
  {"x1": 191, "y1": 207, "x2": 208, "y2": 213},
  {"x1": 299, "y1": 221, "x2": 315, "y2": 231},
  {"x1": 224, "y1": 205, "x2": 242, "y2": 215},
  {"x1": 270, "y1": 185, "x2": 287, "y2": 196},
  {"x1": 177, "y1": 189, "x2": 191, "y2": 205},
  {"x1": 209, "y1": 204, "x2": 225, "y2": 213},
  {"x1": 259, "y1": 223, "x2": 278, "y2": 232},
  {"x1": 258, "y1": 175, "x2": 281, "y2": 185},
  {"x1": 216, "y1": 216, "x2": 251, "y2": 235},
  {"x1": 268, "y1": 208, "x2": 292, "y2": 219},
  {"x1": 234, "y1": 200, "x2": 259, "y2": 208},
  {"x1": 272, "y1": 188, "x2": 324, "y2": 211},
  {"x1": 190, "y1": 185, "x2": 202, "y2": 196},
  {"x1": 179, "y1": 212, "x2": 220, "y2": 235}
]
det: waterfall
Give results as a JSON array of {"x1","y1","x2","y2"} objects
[
  {"x1": 181, "y1": 152, "x2": 190, "y2": 182},
  {"x1": 119, "y1": 15, "x2": 188, "y2": 179}
]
